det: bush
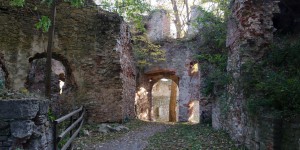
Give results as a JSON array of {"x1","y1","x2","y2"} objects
[
  {"x1": 195, "y1": 4, "x2": 229, "y2": 99},
  {"x1": 244, "y1": 37, "x2": 300, "y2": 118}
]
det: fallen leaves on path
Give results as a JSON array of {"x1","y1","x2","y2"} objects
[{"x1": 146, "y1": 123, "x2": 241, "y2": 150}]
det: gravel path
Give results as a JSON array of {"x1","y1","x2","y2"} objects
[{"x1": 84, "y1": 123, "x2": 169, "y2": 150}]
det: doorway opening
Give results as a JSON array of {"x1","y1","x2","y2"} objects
[{"x1": 151, "y1": 78, "x2": 179, "y2": 122}]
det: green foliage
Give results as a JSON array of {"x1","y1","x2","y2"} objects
[
  {"x1": 64, "y1": 0, "x2": 84, "y2": 7},
  {"x1": 244, "y1": 38, "x2": 300, "y2": 117},
  {"x1": 35, "y1": 16, "x2": 51, "y2": 32},
  {"x1": 196, "y1": 6, "x2": 228, "y2": 52},
  {"x1": 197, "y1": 54, "x2": 229, "y2": 97},
  {"x1": 100, "y1": 0, "x2": 151, "y2": 32},
  {"x1": 48, "y1": 108, "x2": 56, "y2": 122},
  {"x1": 41, "y1": 0, "x2": 53, "y2": 6},
  {"x1": 195, "y1": 2, "x2": 229, "y2": 98},
  {"x1": 132, "y1": 34, "x2": 165, "y2": 68},
  {"x1": 10, "y1": 0, "x2": 25, "y2": 7},
  {"x1": 40, "y1": 0, "x2": 84, "y2": 7},
  {"x1": 100, "y1": 1, "x2": 165, "y2": 68}
]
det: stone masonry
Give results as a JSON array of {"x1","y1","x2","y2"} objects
[
  {"x1": 0, "y1": 1, "x2": 136, "y2": 123},
  {"x1": 211, "y1": 0, "x2": 300, "y2": 149},
  {"x1": 136, "y1": 40, "x2": 201, "y2": 122},
  {"x1": 0, "y1": 99, "x2": 51, "y2": 150},
  {"x1": 146, "y1": 9, "x2": 170, "y2": 43},
  {"x1": 136, "y1": 9, "x2": 202, "y2": 123}
]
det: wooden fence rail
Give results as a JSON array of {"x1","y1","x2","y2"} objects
[{"x1": 53, "y1": 106, "x2": 85, "y2": 150}]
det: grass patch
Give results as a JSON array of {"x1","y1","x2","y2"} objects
[{"x1": 146, "y1": 123, "x2": 240, "y2": 150}]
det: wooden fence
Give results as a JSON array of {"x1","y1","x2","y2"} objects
[{"x1": 53, "y1": 106, "x2": 85, "y2": 150}]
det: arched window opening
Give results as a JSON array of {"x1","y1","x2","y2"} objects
[{"x1": 26, "y1": 58, "x2": 67, "y2": 97}]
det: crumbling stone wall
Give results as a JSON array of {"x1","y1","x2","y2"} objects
[
  {"x1": 221, "y1": 0, "x2": 274, "y2": 144},
  {"x1": 146, "y1": 9, "x2": 170, "y2": 42},
  {"x1": 136, "y1": 40, "x2": 201, "y2": 122},
  {"x1": 0, "y1": 99, "x2": 51, "y2": 150},
  {"x1": 118, "y1": 22, "x2": 137, "y2": 121},
  {"x1": 214, "y1": 0, "x2": 274, "y2": 146},
  {"x1": 0, "y1": 2, "x2": 135, "y2": 123},
  {"x1": 212, "y1": 0, "x2": 300, "y2": 149}
]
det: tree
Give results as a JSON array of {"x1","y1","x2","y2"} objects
[
  {"x1": 170, "y1": 0, "x2": 182, "y2": 38},
  {"x1": 10, "y1": 0, "x2": 83, "y2": 99}
]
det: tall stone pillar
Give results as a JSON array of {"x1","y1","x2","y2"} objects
[
  {"x1": 225, "y1": 0, "x2": 274, "y2": 144},
  {"x1": 169, "y1": 81, "x2": 177, "y2": 122}
]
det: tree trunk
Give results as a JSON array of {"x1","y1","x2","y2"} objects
[
  {"x1": 45, "y1": 0, "x2": 56, "y2": 98},
  {"x1": 185, "y1": 0, "x2": 190, "y2": 23},
  {"x1": 171, "y1": 0, "x2": 182, "y2": 38}
]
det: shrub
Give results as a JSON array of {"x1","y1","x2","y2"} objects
[{"x1": 244, "y1": 37, "x2": 300, "y2": 118}]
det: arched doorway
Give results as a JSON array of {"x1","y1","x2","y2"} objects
[{"x1": 151, "y1": 78, "x2": 179, "y2": 122}]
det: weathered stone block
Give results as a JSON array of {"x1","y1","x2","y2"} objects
[
  {"x1": 10, "y1": 120, "x2": 34, "y2": 139},
  {"x1": 0, "y1": 99, "x2": 39, "y2": 119},
  {"x1": 38, "y1": 100, "x2": 49, "y2": 115}
]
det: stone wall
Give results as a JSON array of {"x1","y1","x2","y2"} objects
[
  {"x1": 244, "y1": 115, "x2": 300, "y2": 149},
  {"x1": 0, "y1": 2, "x2": 136, "y2": 123},
  {"x1": 146, "y1": 9, "x2": 170, "y2": 43},
  {"x1": 186, "y1": 6, "x2": 203, "y2": 39},
  {"x1": 118, "y1": 22, "x2": 137, "y2": 121},
  {"x1": 221, "y1": 0, "x2": 274, "y2": 144},
  {"x1": 135, "y1": 73, "x2": 152, "y2": 120},
  {"x1": 136, "y1": 40, "x2": 202, "y2": 122},
  {"x1": 0, "y1": 99, "x2": 51, "y2": 150},
  {"x1": 212, "y1": 0, "x2": 300, "y2": 149}
]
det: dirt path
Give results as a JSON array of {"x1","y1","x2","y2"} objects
[{"x1": 84, "y1": 123, "x2": 169, "y2": 150}]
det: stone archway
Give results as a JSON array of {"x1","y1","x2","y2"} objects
[{"x1": 136, "y1": 69, "x2": 180, "y2": 122}]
